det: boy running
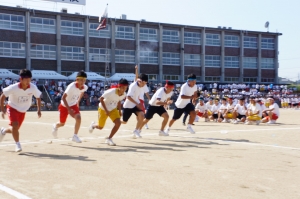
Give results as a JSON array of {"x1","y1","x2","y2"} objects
[
  {"x1": 89, "y1": 78, "x2": 129, "y2": 146},
  {"x1": 0, "y1": 69, "x2": 42, "y2": 152},
  {"x1": 52, "y1": 71, "x2": 88, "y2": 143},
  {"x1": 140, "y1": 81, "x2": 174, "y2": 136},
  {"x1": 165, "y1": 74, "x2": 198, "y2": 134}
]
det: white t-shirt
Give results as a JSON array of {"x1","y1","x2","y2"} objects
[
  {"x1": 99, "y1": 88, "x2": 126, "y2": 111},
  {"x1": 226, "y1": 103, "x2": 235, "y2": 113},
  {"x1": 205, "y1": 102, "x2": 213, "y2": 111},
  {"x1": 249, "y1": 103, "x2": 262, "y2": 117},
  {"x1": 219, "y1": 104, "x2": 227, "y2": 113},
  {"x1": 139, "y1": 85, "x2": 149, "y2": 101},
  {"x1": 123, "y1": 82, "x2": 144, "y2": 109},
  {"x1": 175, "y1": 82, "x2": 197, "y2": 108},
  {"x1": 3, "y1": 83, "x2": 41, "y2": 113},
  {"x1": 148, "y1": 87, "x2": 173, "y2": 107},
  {"x1": 195, "y1": 103, "x2": 207, "y2": 113},
  {"x1": 211, "y1": 104, "x2": 221, "y2": 114},
  {"x1": 234, "y1": 104, "x2": 247, "y2": 115},
  {"x1": 61, "y1": 82, "x2": 88, "y2": 107},
  {"x1": 269, "y1": 103, "x2": 280, "y2": 117}
]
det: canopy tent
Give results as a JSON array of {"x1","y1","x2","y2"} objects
[
  {"x1": 0, "y1": 69, "x2": 19, "y2": 79},
  {"x1": 108, "y1": 73, "x2": 135, "y2": 81},
  {"x1": 67, "y1": 72, "x2": 106, "y2": 81},
  {"x1": 31, "y1": 70, "x2": 67, "y2": 80}
]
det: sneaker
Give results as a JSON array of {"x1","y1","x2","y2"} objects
[
  {"x1": 72, "y1": 135, "x2": 82, "y2": 143},
  {"x1": 165, "y1": 128, "x2": 170, "y2": 135},
  {"x1": 245, "y1": 121, "x2": 250, "y2": 125},
  {"x1": 15, "y1": 142, "x2": 22, "y2": 152},
  {"x1": 105, "y1": 138, "x2": 116, "y2": 146},
  {"x1": 52, "y1": 123, "x2": 58, "y2": 138},
  {"x1": 89, "y1": 121, "x2": 95, "y2": 133},
  {"x1": 221, "y1": 119, "x2": 227, "y2": 123},
  {"x1": 0, "y1": 127, "x2": 5, "y2": 142},
  {"x1": 267, "y1": 120, "x2": 276, "y2": 124},
  {"x1": 233, "y1": 120, "x2": 238, "y2": 124},
  {"x1": 256, "y1": 120, "x2": 261, "y2": 125},
  {"x1": 182, "y1": 123, "x2": 186, "y2": 126},
  {"x1": 186, "y1": 125, "x2": 195, "y2": 134},
  {"x1": 145, "y1": 124, "x2": 149, "y2": 129},
  {"x1": 159, "y1": 130, "x2": 169, "y2": 136},
  {"x1": 132, "y1": 129, "x2": 142, "y2": 139}
]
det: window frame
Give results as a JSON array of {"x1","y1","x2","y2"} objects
[
  {"x1": 206, "y1": 33, "x2": 220, "y2": 46},
  {"x1": 115, "y1": 25, "x2": 135, "y2": 40},
  {"x1": 61, "y1": 20, "x2": 84, "y2": 36},
  {"x1": 0, "y1": 13, "x2": 25, "y2": 31},
  {"x1": 162, "y1": 52, "x2": 180, "y2": 65},
  {"x1": 61, "y1": 46, "x2": 85, "y2": 61},
  {"x1": 184, "y1": 32, "x2": 201, "y2": 45},
  {"x1": 162, "y1": 30, "x2": 180, "y2": 43},
  {"x1": 30, "y1": 44, "x2": 56, "y2": 60},
  {"x1": 30, "y1": 17, "x2": 56, "y2": 34},
  {"x1": 115, "y1": 49, "x2": 135, "y2": 63}
]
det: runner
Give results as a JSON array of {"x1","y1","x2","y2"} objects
[
  {"x1": 89, "y1": 78, "x2": 129, "y2": 146},
  {"x1": 52, "y1": 71, "x2": 88, "y2": 143},
  {"x1": 165, "y1": 74, "x2": 198, "y2": 134},
  {"x1": 140, "y1": 81, "x2": 174, "y2": 136},
  {"x1": 0, "y1": 69, "x2": 42, "y2": 152}
]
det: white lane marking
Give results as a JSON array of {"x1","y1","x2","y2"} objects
[{"x1": 0, "y1": 183, "x2": 32, "y2": 199}]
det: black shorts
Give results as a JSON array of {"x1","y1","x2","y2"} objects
[
  {"x1": 293, "y1": 103, "x2": 298, "y2": 106},
  {"x1": 237, "y1": 114, "x2": 246, "y2": 119},
  {"x1": 122, "y1": 106, "x2": 143, "y2": 122},
  {"x1": 145, "y1": 105, "x2": 167, "y2": 120},
  {"x1": 172, "y1": 103, "x2": 195, "y2": 120},
  {"x1": 212, "y1": 113, "x2": 223, "y2": 119}
]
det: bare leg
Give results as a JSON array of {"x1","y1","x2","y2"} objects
[
  {"x1": 136, "y1": 112, "x2": 145, "y2": 130},
  {"x1": 168, "y1": 119, "x2": 176, "y2": 128},
  {"x1": 74, "y1": 114, "x2": 81, "y2": 135},
  {"x1": 108, "y1": 118, "x2": 121, "y2": 139},
  {"x1": 160, "y1": 112, "x2": 169, "y2": 131},
  {"x1": 4, "y1": 122, "x2": 20, "y2": 142},
  {"x1": 188, "y1": 111, "x2": 196, "y2": 125}
]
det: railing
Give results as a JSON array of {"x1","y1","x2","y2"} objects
[{"x1": 43, "y1": 85, "x2": 52, "y2": 103}]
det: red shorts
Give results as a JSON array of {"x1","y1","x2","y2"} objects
[
  {"x1": 7, "y1": 105, "x2": 25, "y2": 128},
  {"x1": 139, "y1": 99, "x2": 146, "y2": 113},
  {"x1": 59, "y1": 104, "x2": 80, "y2": 123},
  {"x1": 271, "y1": 113, "x2": 278, "y2": 120},
  {"x1": 197, "y1": 112, "x2": 204, "y2": 117}
]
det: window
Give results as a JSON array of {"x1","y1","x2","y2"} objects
[
  {"x1": 163, "y1": 30, "x2": 179, "y2": 43},
  {"x1": 225, "y1": 35, "x2": 239, "y2": 47},
  {"x1": 261, "y1": 78, "x2": 274, "y2": 83},
  {"x1": 243, "y1": 77, "x2": 257, "y2": 83},
  {"x1": 140, "y1": 28, "x2": 157, "y2": 41},
  {"x1": 61, "y1": 46, "x2": 84, "y2": 61},
  {"x1": 163, "y1": 52, "x2": 180, "y2": 65},
  {"x1": 0, "y1": 41, "x2": 25, "y2": 58},
  {"x1": 225, "y1": 56, "x2": 239, "y2": 68},
  {"x1": 89, "y1": 23, "x2": 110, "y2": 38},
  {"x1": 243, "y1": 57, "x2": 257, "y2": 68},
  {"x1": 147, "y1": 74, "x2": 157, "y2": 81},
  {"x1": 89, "y1": 48, "x2": 110, "y2": 62},
  {"x1": 244, "y1": 37, "x2": 257, "y2": 48},
  {"x1": 30, "y1": 17, "x2": 55, "y2": 34},
  {"x1": 61, "y1": 20, "x2": 83, "y2": 36},
  {"x1": 184, "y1": 32, "x2": 201, "y2": 45},
  {"x1": 115, "y1": 26, "x2": 135, "y2": 40},
  {"x1": 206, "y1": 34, "x2": 220, "y2": 46},
  {"x1": 184, "y1": 54, "x2": 200, "y2": 66},
  {"x1": 31, "y1": 44, "x2": 56, "y2": 59},
  {"x1": 115, "y1": 49, "x2": 135, "y2": 63},
  {"x1": 0, "y1": 13, "x2": 24, "y2": 31},
  {"x1": 261, "y1": 38, "x2": 274, "y2": 49},
  {"x1": 224, "y1": 77, "x2": 239, "y2": 82},
  {"x1": 140, "y1": 51, "x2": 158, "y2": 64},
  {"x1": 205, "y1": 76, "x2": 220, "y2": 82},
  {"x1": 205, "y1": 55, "x2": 220, "y2": 67},
  {"x1": 163, "y1": 75, "x2": 179, "y2": 81},
  {"x1": 261, "y1": 58, "x2": 275, "y2": 69}
]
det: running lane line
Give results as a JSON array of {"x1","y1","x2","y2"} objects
[{"x1": 0, "y1": 183, "x2": 32, "y2": 199}]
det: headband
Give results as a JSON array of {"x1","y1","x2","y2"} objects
[{"x1": 76, "y1": 77, "x2": 87, "y2": 79}]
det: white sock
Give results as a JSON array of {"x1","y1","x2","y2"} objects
[
  {"x1": 187, "y1": 124, "x2": 191, "y2": 128},
  {"x1": 16, "y1": 142, "x2": 20, "y2": 145}
]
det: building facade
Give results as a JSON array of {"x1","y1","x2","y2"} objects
[{"x1": 0, "y1": 5, "x2": 281, "y2": 83}]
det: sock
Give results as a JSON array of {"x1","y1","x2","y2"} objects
[
  {"x1": 16, "y1": 142, "x2": 20, "y2": 145},
  {"x1": 187, "y1": 124, "x2": 191, "y2": 128}
]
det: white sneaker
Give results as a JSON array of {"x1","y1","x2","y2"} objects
[
  {"x1": 165, "y1": 128, "x2": 170, "y2": 135},
  {"x1": 89, "y1": 121, "x2": 95, "y2": 133},
  {"x1": 132, "y1": 130, "x2": 142, "y2": 139},
  {"x1": 267, "y1": 120, "x2": 276, "y2": 124},
  {"x1": 159, "y1": 130, "x2": 169, "y2": 136},
  {"x1": 245, "y1": 121, "x2": 250, "y2": 125},
  {"x1": 145, "y1": 124, "x2": 149, "y2": 129},
  {"x1": 72, "y1": 135, "x2": 82, "y2": 143},
  {"x1": 0, "y1": 127, "x2": 6, "y2": 142},
  {"x1": 15, "y1": 142, "x2": 22, "y2": 152},
  {"x1": 256, "y1": 120, "x2": 261, "y2": 125},
  {"x1": 186, "y1": 125, "x2": 195, "y2": 134},
  {"x1": 233, "y1": 120, "x2": 238, "y2": 124},
  {"x1": 105, "y1": 138, "x2": 116, "y2": 146},
  {"x1": 52, "y1": 123, "x2": 58, "y2": 138},
  {"x1": 221, "y1": 119, "x2": 227, "y2": 123}
]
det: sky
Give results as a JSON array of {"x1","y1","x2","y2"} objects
[{"x1": 1, "y1": 0, "x2": 300, "y2": 80}]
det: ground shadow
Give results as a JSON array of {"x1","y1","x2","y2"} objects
[
  {"x1": 62, "y1": 144, "x2": 149, "y2": 153},
  {"x1": 19, "y1": 152, "x2": 96, "y2": 162},
  {"x1": 202, "y1": 138, "x2": 256, "y2": 143}
]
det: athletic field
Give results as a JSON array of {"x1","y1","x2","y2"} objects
[{"x1": 0, "y1": 109, "x2": 299, "y2": 199}]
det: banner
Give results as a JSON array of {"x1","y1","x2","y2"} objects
[{"x1": 43, "y1": 0, "x2": 86, "y2": 6}]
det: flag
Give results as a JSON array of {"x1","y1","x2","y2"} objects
[{"x1": 96, "y1": 5, "x2": 108, "y2": 30}]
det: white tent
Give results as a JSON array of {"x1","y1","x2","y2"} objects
[
  {"x1": 32, "y1": 70, "x2": 67, "y2": 80},
  {"x1": 67, "y1": 72, "x2": 105, "y2": 80},
  {"x1": 108, "y1": 73, "x2": 135, "y2": 81},
  {"x1": 0, "y1": 69, "x2": 19, "y2": 79}
]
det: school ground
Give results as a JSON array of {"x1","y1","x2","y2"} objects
[{"x1": 0, "y1": 109, "x2": 299, "y2": 199}]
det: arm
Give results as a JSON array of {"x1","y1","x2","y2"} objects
[
  {"x1": 77, "y1": 92, "x2": 84, "y2": 107},
  {"x1": 36, "y1": 98, "x2": 42, "y2": 118},
  {"x1": 117, "y1": 101, "x2": 122, "y2": 116},
  {"x1": 100, "y1": 97, "x2": 110, "y2": 115},
  {"x1": 134, "y1": 65, "x2": 138, "y2": 81},
  {"x1": 155, "y1": 97, "x2": 173, "y2": 106},
  {"x1": 145, "y1": 92, "x2": 151, "y2": 101},
  {"x1": 0, "y1": 94, "x2": 6, "y2": 119},
  {"x1": 62, "y1": 93, "x2": 75, "y2": 117}
]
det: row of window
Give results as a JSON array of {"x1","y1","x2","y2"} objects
[
  {"x1": 0, "y1": 41, "x2": 276, "y2": 68},
  {"x1": 0, "y1": 13, "x2": 275, "y2": 49}
]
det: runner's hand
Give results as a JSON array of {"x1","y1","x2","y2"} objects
[
  {"x1": 68, "y1": 109, "x2": 75, "y2": 118},
  {"x1": 37, "y1": 110, "x2": 42, "y2": 118},
  {"x1": 1, "y1": 110, "x2": 6, "y2": 119},
  {"x1": 105, "y1": 110, "x2": 110, "y2": 116},
  {"x1": 136, "y1": 103, "x2": 143, "y2": 110}
]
